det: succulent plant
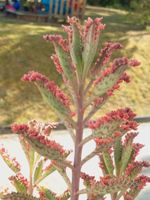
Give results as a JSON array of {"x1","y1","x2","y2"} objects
[{"x1": 1, "y1": 17, "x2": 149, "y2": 200}]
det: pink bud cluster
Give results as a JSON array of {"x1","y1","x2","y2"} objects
[
  {"x1": 22, "y1": 71, "x2": 47, "y2": 82},
  {"x1": 12, "y1": 123, "x2": 66, "y2": 157},
  {"x1": 129, "y1": 59, "x2": 141, "y2": 67},
  {"x1": 11, "y1": 123, "x2": 29, "y2": 133},
  {"x1": 106, "y1": 72, "x2": 131, "y2": 97},
  {"x1": 100, "y1": 175, "x2": 130, "y2": 189},
  {"x1": 81, "y1": 173, "x2": 131, "y2": 191},
  {"x1": 95, "y1": 42, "x2": 123, "y2": 68},
  {"x1": 132, "y1": 143, "x2": 144, "y2": 161},
  {"x1": 124, "y1": 193, "x2": 133, "y2": 200},
  {"x1": 43, "y1": 34, "x2": 69, "y2": 52},
  {"x1": 132, "y1": 175, "x2": 150, "y2": 190},
  {"x1": 0, "y1": 147, "x2": 21, "y2": 171},
  {"x1": 67, "y1": 16, "x2": 81, "y2": 28},
  {"x1": 64, "y1": 17, "x2": 82, "y2": 44},
  {"x1": 9, "y1": 173, "x2": 29, "y2": 188},
  {"x1": 51, "y1": 54, "x2": 63, "y2": 74},
  {"x1": 125, "y1": 161, "x2": 150, "y2": 176},
  {"x1": 63, "y1": 26, "x2": 73, "y2": 45},
  {"x1": 88, "y1": 108, "x2": 136, "y2": 130},
  {"x1": 63, "y1": 17, "x2": 83, "y2": 48},
  {"x1": 123, "y1": 132, "x2": 138, "y2": 145},
  {"x1": 22, "y1": 71, "x2": 70, "y2": 107},
  {"x1": 95, "y1": 137, "x2": 114, "y2": 150},
  {"x1": 94, "y1": 57, "x2": 132, "y2": 85},
  {"x1": 39, "y1": 189, "x2": 56, "y2": 199},
  {"x1": 28, "y1": 120, "x2": 56, "y2": 136},
  {"x1": 93, "y1": 97, "x2": 104, "y2": 107},
  {"x1": 80, "y1": 172, "x2": 95, "y2": 186},
  {"x1": 84, "y1": 17, "x2": 105, "y2": 41}
]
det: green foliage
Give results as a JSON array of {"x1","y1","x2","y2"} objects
[
  {"x1": 102, "y1": 151, "x2": 114, "y2": 175},
  {"x1": 39, "y1": 187, "x2": 56, "y2": 200},
  {"x1": 38, "y1": 86, "x2": 71, "y2": 124},
  {"x1": 70, "y1": 24, "x2": 83, "y2": 77},
  {"x1": 0, "y1": 152, "x2": 20, "y2": 173},
  {"x1": 33, "y1": 159, "x2": 44, "y2": 183},
  {"x1": 9, "y1": 176, "x2": 28, "y2": 194}
]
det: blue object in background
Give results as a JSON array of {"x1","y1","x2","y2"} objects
[{"x1": 41, "y1": 0, "x2": 71, "y2": 15}]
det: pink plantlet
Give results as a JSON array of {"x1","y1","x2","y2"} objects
[
  {"x1": 11, "y1": 123, "x2": 29, "y2": 133},
  {"x1": 62, "y1": 25, "x2": 73, "y2": 43},
  {"x1": 0, "y1": 147, "x2": 21, "y2": 173},
  {"x1": 43, "y1": 34, "x2": 69, "y2": 52},
  {"x1": 22, "y1": 71, "x2": 70, "y2": 107},
  {"x1": 131, "y1": 175, "x2": 150, "y2": 190},
  {"x1": 129, "y1": 59, "x2": 141, "y2": 67},
  {"x1": 51, "y1": 54, "x2": 63, "y2": 74},
  {"x1": 9, "y1": 173, "x2": 29, "y2": 188},
  {"x1": 88, "y1": 108, "x2": 136, "y2": 129},
  {"x1": 84, "y1": 17, "x2": 105, "y2": 41},
  {"x1": 95, "y1": 42, "x2": 123, "y2": 68},
  {"x1": 124, "y1": 193, "x2": 133, "y2": 200},
  {"x1": 132, "y1": 143, "x2": 145, "y2": 160},
  {"x1": 126, "y1": 161, "x2": 150, "y2": 176}
]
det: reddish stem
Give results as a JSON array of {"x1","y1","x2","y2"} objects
[{"x1": 71, "y1": 86, "x2": 84, "y2": 200}]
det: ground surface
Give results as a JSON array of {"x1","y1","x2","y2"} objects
[{"x1": 0, "y1": 6, "x2": 150, "y2": 124}]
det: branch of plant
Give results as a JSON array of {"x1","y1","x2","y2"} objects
[
  {"x1": 79, "y1": 134, "x2": 93, "y2": 147},
  {"x1": 71, "y1": 84, "x2": 84, "y2": 200},
  {"x1": 53, "y1": 163, "x2": 71, "y2": 190},
  {"x1": 83, "y1": 78, "x2": 94, "y2": 96},
  {"x1": 75, "y1": 189, "x2": 87, "y2": 195},
  {"x1": 64, "y1": 121, "x2": 75, "y2": 142},
  {"x1": 81, "y1": 150, "x2": 97, "y2": 166},
  {"x1": 84, "y1": 94, "x2": 108, "y2": 124},
  {"x1": 63, "y1": 160, "x2": 74, "y2": 170},
  {"x1": 28, "y1": 163, "x2": 33, "y2": 195}
]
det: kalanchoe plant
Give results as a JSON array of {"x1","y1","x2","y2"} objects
[{"x1": 1, "y1": 17, "x2": 150, "y2": 200}]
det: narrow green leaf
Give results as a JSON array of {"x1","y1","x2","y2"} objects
[
  {"x1": 70, "y1": 24, "x2": 83, "y2": 77},
  {"x1": 54, "y1": 44, "x2": 74, "y2": 81},
  {"x1": 39, "y1": 187, "x2": 56, "y2": 200},
  {"x1": 94, "y1": 66, "x2": 126, "y2": 97},
  {"x1": 24, "y1": 135, "x2": 68, "y2": 163},
  {"x1": 19, "y1": 136, "x2": 35, "y2": 170},
  {"x1": 10, "y1": 179, "x2": 27, "y2": 193},
  {"x1": 93, "y1": 120, "x2": 121, "y2": 138},
  {"x1": 102, "y1": 151, "x2": 114, "y2": 175},
  {"x1": 38, "y1": 165, "x2": 56, "y2": 183},
  {"x1": 45, "y1": 190, "x2": 56, "y2": 200},
  {"x1": 119, "y1": 143, "x2": 133, "y2": 175},
  {"x1": 34, "y1": 162, "x2": 56, "y2": 185},
  {"x1": 114, "y1": 138, "x2": 122, "y2": 174},
  {"x1": 33, "y1": 159, "x2": 43, "y2": 183},
  {"x1": 83, "y1": 24, "x2": 100, "y2": 78},
  {"x1": 0, "y1": 150, "x2": 20, "y2": 173}
]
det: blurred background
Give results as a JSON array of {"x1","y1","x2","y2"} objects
[{"x1": 0, "y1": 0, "x2": 150, "y2": 125}]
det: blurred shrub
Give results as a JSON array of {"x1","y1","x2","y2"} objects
[
  {"x1": 130, "y1": 0, "x2": 150, "y2": 24},
  {"x1": 87, "y1": 0, "x2": 150, "y2": 24}
]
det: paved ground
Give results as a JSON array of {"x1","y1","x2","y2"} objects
[{"x1": 0, "y1": 123, "x2": 150, "y2": 199}]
